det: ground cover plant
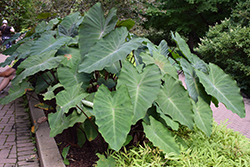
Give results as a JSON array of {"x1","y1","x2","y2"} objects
[
  {"x1": 106, "y1": 121, "x2": 250, "y2": 167},
  {"x1": 0, "y1": 2, "x2": 246, "y2": 165}
]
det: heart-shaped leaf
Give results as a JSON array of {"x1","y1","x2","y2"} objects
[
  {"x1": 30, "y1": 35, "x2": 71, "y2": 56},
  {"x1": 192, "y1": 97, "x2": 213, "y2": 137},
  {"x1": 78, "y1": 27, "x2": 144, "y2": 73},
  {"x1": 58, "y1": 12, "x2": 83, "y2": 37},
  {"x1": 93, "y1": 84, "x2": 133, "y2": 151},
  {"x1": 13, "y1": 50, "x2": 63, "y2": 84},
  {"x1": 155, "y1": 74, "x2": 194, "y2": 129},
  {"x1": 117, "y1": 60, "x2": 161, "y2": 124},
  {"x1": 0, "y1": 82, "x2": 33, "y2": 105},
  {"x1": 56, "y1": 47, "x2": 81, "y2": 69},
  {"x1": 141, "y1": 51, "x2": 178, "y2": 79},
  {"x1": 58, "y1": 67, "x2": 91, "y2": 90},
  {"x1": 180, "y1": 58, "x2": 210, "y2": 103},
  {"x1": 42, "y1": 83, "x2": 63, "y2": 100},
  {"x1": 79, "y1": 2, "x2": 118, "y2": 56},
  {"x1": 48, "y1": 109, "x2": 87, "y2": 137},
  {"x1": 56, "y1": 84, "x2": 88, "y2": 114},
  {"x1": 195, "y1": 63, "x2": 245, "y2": 118},
  {"x1": 142, "y1": 116, "x2": 180, "y2": 154}
]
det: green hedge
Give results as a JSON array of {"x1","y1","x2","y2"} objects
[
  {"x1": 196, "y1": 1, "x2": 250, "y2": 96},
  {"x1": 196, "y1": 19, "x2": 250, "y2": 96}
]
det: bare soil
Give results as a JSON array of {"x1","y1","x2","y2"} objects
[{"x1": 54, "y1": 127, "x2": 104, "y2": 167}]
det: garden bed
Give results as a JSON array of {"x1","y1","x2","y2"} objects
[{"x1": 54, "y1": 128, "x2": 99, "y2": 167}]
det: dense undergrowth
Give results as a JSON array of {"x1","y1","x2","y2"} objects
[{"x1": 104, "y1": 121, "x2": 250, "y2": 167}]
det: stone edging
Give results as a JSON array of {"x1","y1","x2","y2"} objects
[{"x1": 27, "y1": 92, "x2": 65, "y2": 167}]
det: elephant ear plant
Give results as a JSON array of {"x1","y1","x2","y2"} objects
[{"x1": 0, "y1": 2, "x2": 245, "y2": 159}]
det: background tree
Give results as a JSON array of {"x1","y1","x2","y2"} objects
[
  {"x1": 140, "y1": 0, "x2": 238, "y2": 51},
  {"x1": 1, "y1": 0, "x2": 138, "y2": 32},
  {"x1": 196, "y1": 0, "x2": 250, "y2": 96},
  {"x1": 0, "y1": 0, "x2": 39, "y2": 31}
]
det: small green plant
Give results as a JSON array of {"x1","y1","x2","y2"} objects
[
  {"x1": 109, "y1": 143, "x2": 166, "y2": 167},
  {"x1": 62, "y1": 146, "x2": 71, "y2": 165},
  {"x1": 33, "y1": 147, "x2": 37, "y2": 152},
  {"x1": 107, "y1": 121, "x2": 250, "y2": 167}
]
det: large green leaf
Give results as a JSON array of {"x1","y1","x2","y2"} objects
[
  {"x1": 195, "y1": 63, "x2": 245, "y2": 118},
  {"x1": 79, "y1": 2, "x2": 118, "y2": 56},
  {"x1": 60, "y1": 12, "x2": 83, "y2": 29},
  {"x1": 192, "y1": 97, "x2": 213, "y2": 137},
  {"x1": 93, "y1": 84, "x2": 133, "y2": 151},
  {"x1": 180, "y1": 58, "x2": 210, "y2": 103},
  {"x1": 30, "y1": 35, "x2": 71, "y2": 56},
  {"x1": 171, "y1": 32, "x2": 209, "y2": 73},
  {"x1": 0, "y1": 54, "x2": 16, "y2": 67},
  {"x1": 56, "y1": 84, "x2": 88, "y2": 114},
  {"x1": 35, "y1": 18, "x2": 59, "y2": 34},
  {"x1": 155, "y1": 74, "x2": 194, "y2": 129},
  {"x1": 42, "y1": 83, "x2": 63, "y2": 101},
  {"x1": 171, "y1": 32, "x2": 192, "y2": 61},
  {"x1": 116, "y1": 19, "x2": 135, "y2": 30},
  {"x1": 141, "y1": 51, "x2": 178, "y2": 79},
  {"x1": 158, "y1": 40, "x2": 170, "y2": 57},
  {"x1": 48, "y1": 109, "x2": 87, "y2": 137},
  {"x1": 117, "y1": 61, "x2": 161, "y2": 124},
  {"x1": 56, "y1": 47, "x2": 81, "y2": 69},
  {"x1": 35, "y1": 21, "x2": 47, "y2": 34},
  {"x1": 78, "y1": 27, "x2": 144, "y2": 73},
  {"x1": 14, "y1": 40, "x2": 32, "y2": 59},
  {"x1": 142, "y1": 116, "x2": 179, "y2": 154},
  {"x1": 156, "y1": 106, "x2": 179, "y2": 131},
  {"x1": 58, "y1": 12, "x2": 83, "y2": 37},
  {"x1": 58, "y1": 67, "x2": 91, "y2": 90},
  {"x1": 81, "y1": 119, "x2": 99, "y2": 141},
  {"x1": 12, "y1": 50, "x2": 63, "y2": 84},
  {"x1": 0, "y1": 82, "x2": 33, "y2": 105},
  {"x1": 105, "y1": 61, "x2": 121, "y2": 74}
]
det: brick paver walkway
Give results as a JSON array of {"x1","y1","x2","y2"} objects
[{"x1": 0, "y1": 92, "x2": 39, "y2": 167}]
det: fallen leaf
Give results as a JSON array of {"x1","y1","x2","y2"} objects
[{"x1": 37, "y1": 117, "x2": 48, "y2": 124}]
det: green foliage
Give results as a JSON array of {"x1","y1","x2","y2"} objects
[
  {"x1": 196, "y1": 0, "x2": 250, "y2": 96},
  {"x1": 0, "y1": 0, "x2": 40, "y2": 31},
  {"x1": 96, "y1": 153, "x2": 116, "y2": 167},
  {"x1": 140, "y1": 0, "x2": 238, "y2": 48},
  {"x1": 109, "y1": 121, "x2": 250, "y2": 167},
  {"x1": 109, "y1": 143, "x2": 166, "y2": 166},
  {"x1": 62, "y1": 146, "x2": 70, "y2": 165},
  {"x1": 0, "y1": 2, "x2": 245, "y2": 158}
]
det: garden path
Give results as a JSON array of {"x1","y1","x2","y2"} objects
[
  {"x1": 0, "y1": 53, "x2": 39, "y2": 166},
  {"x1": 179, "y1": 74, "x2": 250, "y2": 139}
]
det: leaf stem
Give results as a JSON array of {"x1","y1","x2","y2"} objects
[{"x1": 81, "y1": 100, "x2": 93, "y2": 108}]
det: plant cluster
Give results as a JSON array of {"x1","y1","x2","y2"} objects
[
  {"x1": 0, "y1": 2, "x2": 245, "y2": 164},
  {"x1": 105, "y1": 121, "x2": 250, "y2": 167},
  {"x1": 196, "y1": 0, "x2": 250, "y2": 96}
]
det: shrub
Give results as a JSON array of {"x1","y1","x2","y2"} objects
[{"x1": 196, "y1": 1, "x2": 250, "y2": 96}]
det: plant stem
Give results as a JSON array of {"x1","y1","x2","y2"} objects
[{"x1": 81, "y1": 100, "x2": 93, "y2": 108}]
